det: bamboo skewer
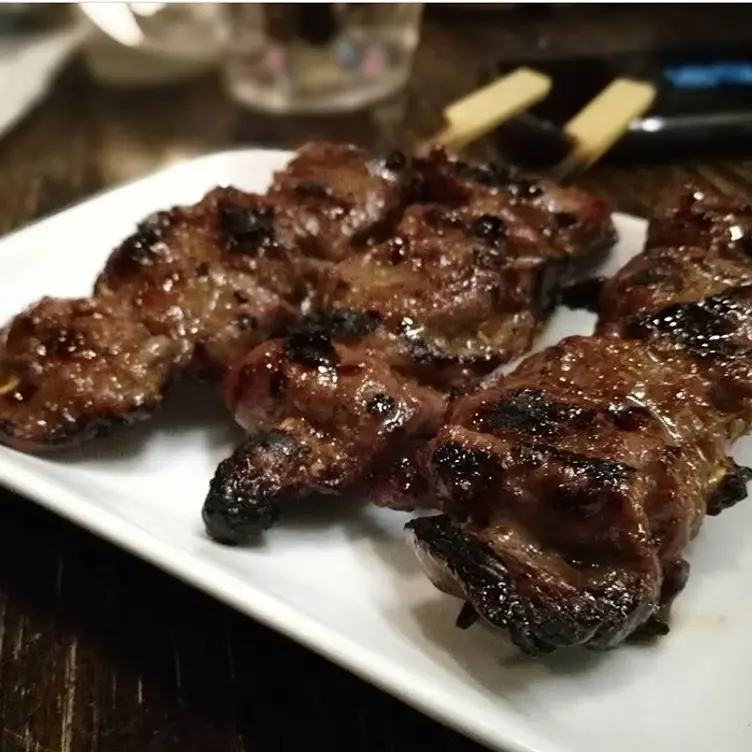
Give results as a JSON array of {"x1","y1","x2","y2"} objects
[
  {"x1": 549, "y1": 77, "x2": 657, "y2": 181},
  {"x1": 0, "y1": 375, "x2": 19, "y2": 397},
  {"x1": 423, "y1": 69, "x2": 657, "y2": 181},
  {"x1": 418, "y1": 67, "x2": 553, "y2": 154}
]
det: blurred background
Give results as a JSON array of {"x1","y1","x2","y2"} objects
[{"x1": 5, "y1": 3, "x2": 752, "y2": 222}]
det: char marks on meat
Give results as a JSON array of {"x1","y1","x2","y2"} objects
[
  {"x1": 0, "y1": 142, "x2": 411, "y2": 451},
  {"x1": 0, "y1": 298, "x2": 178, "y2": 451},
  {"x1": 407, "y1": 183, "x2": 752, "y2": 656},
  {"x1": 204, "y1": 313, "x2": 449, "y2": 541},
  {"x1": 202, "y1": 148, "x2": 617, "y2": 542}
]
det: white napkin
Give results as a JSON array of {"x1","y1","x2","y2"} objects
[{"x1": 0, "y1": 24, "x2": 85, "y2": 141}]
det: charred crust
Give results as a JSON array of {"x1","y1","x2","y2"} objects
[
  {"x1": 196, "y1": 262, "x2": 209, "y2": 278},
  {"x1": 387, "y1": 237, "x2": 409, "y2": 264},
  {"x1": 451, "y1": 159, "x2": 519, "y2": 190},
  {"x1": 119, "y1": 211, "x2": 172, "y2": 262},
  {"x1": 560, "y1": 276, "x2": 605, "y2": 313},
  {"x1": 383, "y1": 150, "x2": 408, "y2": 172},
  {"x1": 607, "y1": 403, "x2": 654, "y2": 432},
  {"x1": 455, "y1": 602, "x2": 479, "y2": 630},
  {"x1": 287, "y1": 309, "x2": 381, "y2": 342},
  {"x1": 549, "y1": 486, "x2": 611, "y2": 519},
  {"x1": 218, "y1": 201, "x2": 276, "y2": 250},
  {"x1": 0, "y1": 401, "x2": 161, "y2": 451},
  {"x1": 202, "y1": 431, "x2": 301, "y2": 544},
  {"x1": 283, "y1": 330, "x2": 338, "y2": 369},
  {"x1": 623, "y1": 287, "x2": 752, "y2": 357},
  {"x1": 292, "y1": 181, "x2": 334, "y2": 200},
  {"x1": 365, "y1": 393, "x2": 395, "y2": 416},
  {"x1": 514, "y1": 442, "x2": 635, "y2": 487},
  {"x1": 403, "y1": 335, "x2": 500, "y2": 372},
  {"x1": 707, "y1": 460, "x2": 752, "y2": 515},
  {"x1": 471, "y1": 389, "x2": 598, "y2": 439},
  {"x1": 269, "y1": 369, "x2": 286, "y2": 398},
  {"x1": 555, "y1": 211, "x2": 579, "y2": 228},
  {"x1": 532, "y1": 258, "x2": 568, "y2": 320},
  {"x1": 468, "y1": 214, "x2": 507, "y2": 244},
  {"x1": 432, "y1": 442, "x2": 500, "y2": 503},
  {"x1": 406, "y1": 515, "x2": 637, "y2": 656}
]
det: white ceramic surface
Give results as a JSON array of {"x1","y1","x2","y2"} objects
[{"x1": 0, "y1": 150, "x2": 749, "y2": 752}]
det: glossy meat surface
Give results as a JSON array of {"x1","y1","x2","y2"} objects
[
  {"x1": 407, "y1": 184, "x2": 752, "y2": 656},
  {"x1": 324, "y1": 149, "x2": 616, "y2": 386},
  {"x1": 202, "y1": 153, "x2": 618, "y2": 543},
  {"x1": 95, "y1": 187, "x2": 304, "y2": 377},
  {"x1": 268, "y1": 142, "x2": 419, "y2": 263},
  {"x1": 0, "y1": 142, "x2": 410, "y2": 451},
  {"x1": 0, "y1": 298, "x2": 178, "y2": 451},
  {"x1": 203, "y1": 311, "x2": 447, "y2": 543}
]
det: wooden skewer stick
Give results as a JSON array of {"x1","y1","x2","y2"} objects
[
  {"x1": 549, "y1": 77, "x2": 657, "y2": 182},
  {"x1": 0, "y1": 376, "x2": 19, "y2": 398},
  {"x1": 422, "y1": 69, "x2": 656, "y2": 182},
  {"x1": 418, "y1": 67, "x2": 552, "y2": 155}
]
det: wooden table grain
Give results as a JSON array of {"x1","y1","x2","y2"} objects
[{"x1": 2, "y1": 6, "x2": 752, "y2": 751}]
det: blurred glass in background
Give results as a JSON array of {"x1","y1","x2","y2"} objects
[
  {"x1": 73, "y1": 3, "x2": 423, "y2": 112},
  {"x1": 222, "y1": 4, "x2": 424, "y2": 114}
]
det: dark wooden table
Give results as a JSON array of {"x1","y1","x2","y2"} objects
[{"x1": 1, "y1": 5, "x2": 752, "y2": 751}]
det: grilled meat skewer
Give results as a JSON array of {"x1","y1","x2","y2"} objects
[
  {"x1": 202, "y1": 153, "x2": 617, "y2": 543},
  {"x1": 203, "y1": 310, "x2": 448, "y2": 542},
  {"x1": 407, "y1": 184, "x2": 752, "y2": 657},
  {"x1": 0, "y1": 142, "x2": 416, "y2": 452}
]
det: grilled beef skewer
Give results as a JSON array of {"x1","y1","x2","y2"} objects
[
  {"x1": 202, "y1": 151, "x2": 617, "y2": 543},
  {"x1": 0, "y1": 143, "x2": 417, "y2": 452},
  {"x1": 407, "y1": 184, "x2": 752, "y2": 657}
]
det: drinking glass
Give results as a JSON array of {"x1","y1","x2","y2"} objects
[{"x1": 221, "y1": 3, "x2": 424, "y2": 114}]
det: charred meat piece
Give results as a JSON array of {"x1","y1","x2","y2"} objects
[
  {"x1": 646, "y1": 182, "x2": 752, "y2": 253},
  {"x1": 0, "y1": 186, "x2": 305, "y2": 451},
  {"x1": 331, "y1": 152, "x2": 619, "y2": 509},
  {"x1": 203, "y1": 153, "x2": 618, "y2": 541},
  {"x1": 95, "y1": 186, "x2": 304, "y2": 379},
  {"x1": 203, "y1": 310, "x2": 447, "y2": 541},
  {"x1": 367, "y1": 439, "x2": 435, "y2": 512},
  {"x1": 0, "y1": 297, "x2": 179, "y2": 452},
  {"x1": 324, "y1": 204, "x2": 545, "y2": 388},
  {"x1": 324, "y1": 150, "x2": 616, "y2": 388},
  {"x1": 0, "y1": 141, "x2": 414, "y2": 452},
  {"x1": 407, "y1": 184, "x2": 752, "y2": 656},
  {"x1": 417, "y1": 147, "x2": 618, "y2": 270},
  {"x1": 268, "y1": 141, "x2": 419, "y2": 263}
]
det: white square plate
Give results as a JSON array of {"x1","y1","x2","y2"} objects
[{"x1": 0, "y1": 150, "x2": 750, "y2": 752}]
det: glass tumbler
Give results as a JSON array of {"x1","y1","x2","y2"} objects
[{"x1": 221, "y1": 3, "x2": 424, "y2": 114}]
